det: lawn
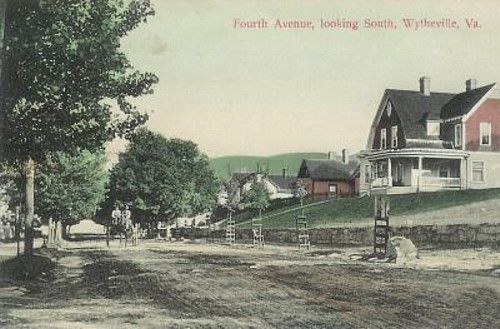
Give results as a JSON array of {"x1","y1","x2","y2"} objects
[{"x1": 237, "y1": 188, "x2": 500, "y2": 229}]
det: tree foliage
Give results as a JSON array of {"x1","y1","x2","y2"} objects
[
  {"x1": 293, "y1": 178, "x2": 309, "y2": 199},
  {"x1": 102, "y1": 129, "x2": 219, "y2": 225},
  {"x1": 226, "y1": 180, "x2": 241, "y2": 211},
  {"x1": 35, "y1": 150, "x2": 108, "y2": 226},
  {"x1": 2, "y1": 0, "x2": 158, "y2": 162},
  {"x1": 242, "y1": 181, "x2": 271, "y2": 213}
]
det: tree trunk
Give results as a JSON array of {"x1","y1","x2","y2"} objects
[
  {"x1": 54, "y1": 220, "x2": 63, "y2": 244},
  {"x1": 24, "y1": 158, "x2": 35, "y2": 255}
]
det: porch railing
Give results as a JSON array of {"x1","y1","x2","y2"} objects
[
  {"x1": 371, "y1": 177, "x2": 390, "y2": 188},
  {"x1": 420, "y1": 176, "x2": 461, "y2": 188}
]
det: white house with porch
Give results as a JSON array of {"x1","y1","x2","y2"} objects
[{"x1": 360, "y1": 77, "x2": 500, "y2": 195}]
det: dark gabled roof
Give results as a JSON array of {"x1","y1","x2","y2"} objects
[
  {"x1": 230, "y1": 172, "x2": 256, "y2": 184},
  {"x1": 267, "y1": 175, "x2": 297, "y2": 190},
  {"x1": 386, "y1": 89, "x2": 455, "y2": 140},
  {"x1": 298, "y1": 159, "x2": 358, "y2": 181},
  {"x1": 440, "y1": 83, "x2": 495, "y2": 119}
]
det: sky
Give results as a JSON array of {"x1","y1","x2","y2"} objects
[{"x1": 118, "y1": 0, "x2": 500, "y2": 158}]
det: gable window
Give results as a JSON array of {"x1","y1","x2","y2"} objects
[
  {"x1": 472, "y1": 161, "x2": 485, "y2": 182},
  {"x1": 454, "y1": 124, "x2": 462, "y2": 147},
  {"x1": 386, "y1": 101, "x2": 392, "y2": 117},
  {"x1": 380, "y1": 128, "x2": 387, "y2": 149},
  {"x1": 480, "y1": 122, "x2": 491, "y2": 146},
  {"x1": 391, "y1": 125, "x2": 398, "y2": 148}
]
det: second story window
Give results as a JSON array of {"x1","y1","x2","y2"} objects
[
  {"x1": 380, "y1": 128, "x2": 387, "y2": 149},
  {"x1": 480, "y1": 122, "x2": 491, "y2": 146},
  {"x1": 391, "y1": 125, "x2": 398, "y2": 148},
  {"x1": 454, "y1": 124, "x2": 462, "y2": 147}
]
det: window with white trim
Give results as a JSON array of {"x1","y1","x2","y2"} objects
[
  {"x1": 391, "y1": 125, "x2": 398, "y2": 148},
  {"x1": 380, "y1": 128, "x2": 387, "y2": 149},
  {"x1": 427, "y1": 121, "x2": 440, "y2": 136},
  {"x1": 472, "y1": 161, "x2": 485, "y2": 182},
  {"x1": 454, "y1": 124, "x2": 462, "y2": 147},
  {"x1": 480, "y1": 122, "x2": 491, "y2": 146}
]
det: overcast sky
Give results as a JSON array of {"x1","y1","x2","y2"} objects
[{"x1": 119, "y1": 0, "x2": 500, "y2": 157}]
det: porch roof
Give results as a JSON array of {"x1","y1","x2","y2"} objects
[{"x1": 360, "y1": 148, "x2": 468, "y2": 160}]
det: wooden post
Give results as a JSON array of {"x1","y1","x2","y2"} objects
[
  {"x1": 374, "y1": 194, "x2": 390, "y2": 258},
  {"x1": 417, "y1": 156, "x2": 423, "y2": 192},
  {"x1": 387, "y1": 158, "x2": 392, "y2": 186}
]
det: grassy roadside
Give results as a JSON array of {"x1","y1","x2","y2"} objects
[{"x1": 237, "y1": 188, "x2": 500, "y2": 229}]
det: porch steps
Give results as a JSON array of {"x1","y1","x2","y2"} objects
[{"x1": 296, "y1": 214, "x2": 310, "y2": 250}]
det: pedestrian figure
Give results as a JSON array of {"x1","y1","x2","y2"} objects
[
  {"x1": 120, "y1": 205, "x2": 133, "y2": 247},
  {"x1": 111, "y1": 206, "x2": 121, "y2": 226},
  {"x1": 108, "y1": 205, "x2": 122, "y2": 247}
]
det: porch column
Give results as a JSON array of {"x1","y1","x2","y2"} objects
[
  {"x1": 387, "y1": 158, "x2": 392, "y2": 187},
  {"x1": 417, "y1": 156, "x2": 423, "y2": 192},
  {"x1": 460, "y1": 158, "x2": 467, "y2": 189}
]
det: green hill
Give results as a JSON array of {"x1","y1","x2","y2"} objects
[
  {"x1": 210, "y1": 152, "x2": 327, "y2": 180},
  {"x1": 236, "y1": 188, "x2": 500, "y2": 229}
]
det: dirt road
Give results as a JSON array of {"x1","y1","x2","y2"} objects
[{"x1": 0, "y1": 240, "x2": 499, "y2": 328}]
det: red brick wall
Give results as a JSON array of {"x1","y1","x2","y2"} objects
[{"x1": 465, "y1": 99, "x2": 500, "y2": 151}]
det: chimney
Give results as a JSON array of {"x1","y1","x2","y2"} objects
[
  {"x1": 466, "y1": 78, "x2": 477, "y2": 91},
  {"x1": 341, "y1": 149, "x2": 349, "y2": 164},
  {"x1": 282, "y1": 168, "x2": 287, "y2": 178},
  {"x1": 419, "y1": 76, "x2": 430, "y2": 96}
]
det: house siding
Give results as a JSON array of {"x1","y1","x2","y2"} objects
[
  {"x1": 372, "y1": 105, "x2": 405, "y2": 150},
  {"x1": 465, "y1": 98, "x2": 500, "y2": 152},
  {"x1": 302, "y1": 178, "x2": 354, "y2": 198},
  {"x1": 467, "y1": 152, "x2": 500, "y2": 189},
  {"x1": 440, "y1": 119, "x2": 462, "y2": 148}
]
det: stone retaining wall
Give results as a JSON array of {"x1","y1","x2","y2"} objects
[{"x1": 172, "y1": 223, "x2": 500, "y2": 249}]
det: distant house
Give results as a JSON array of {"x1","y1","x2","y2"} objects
[
  {"x1": 298, "y1": 151, "x2": 359, "y2": 198},
  {"x1": 229, "y1": 171, "x2": 296, "y2": 199},
  {"x1": 360, "y1": 77, "x2": 500, "y2": 195}
]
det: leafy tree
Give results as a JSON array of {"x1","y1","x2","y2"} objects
[
  {"x1": 101, "y1": 129, "x2": 219, "y2": 230},
  {"x1": 35, "y1": 150, "x2": 108, "y2": 235},
  {"x1": 1, "y1": 0, "x2": 157, "y2": 254},
  {"x1": 294, "y1": 178, "x2": 309, "y2": 205},
  {"x1": 242, "y1": 181, "x2": 271, "y2": 218},
  {"x1": 226, "y1": 180, "x2": 241, "y2": 211}
]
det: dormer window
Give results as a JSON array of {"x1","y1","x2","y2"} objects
[
  {"x1": 380, "y1": 128, "x2": 387, "y2": 149},
  {"x1": 386, "y1": 100, "x2": 392, "y2": 117},
  {"x1": 427, "y1": 121, "x2": 440, "y2": 136}
]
